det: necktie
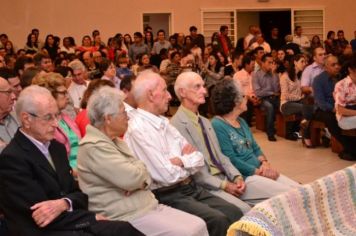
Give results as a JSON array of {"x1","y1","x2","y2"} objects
[{"x1": 198, "y1": 117, "x2": 225, "y2": 174}]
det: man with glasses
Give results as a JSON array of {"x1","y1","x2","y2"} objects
[
  {"x1": 0, "y1": 85, "x2": 143, "y2": 235},
  {"x1": 0, "y1": 77, "x2": 18, "y2": 153}
]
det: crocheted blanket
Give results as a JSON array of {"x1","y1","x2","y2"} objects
[{"x1": 227, "y1": 165, "x2": 356, "y2": 236}]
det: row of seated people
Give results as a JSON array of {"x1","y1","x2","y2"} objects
[
  {"x1": 0, "y1": 69, "x2": 302, "y2": 235},
  {"x1": 2, "y1": 36, "x2": 356, "y2": 159}
]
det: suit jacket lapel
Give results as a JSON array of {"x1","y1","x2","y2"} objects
[{"x1": 15, "y1": 130, "x2": 58, "y2": 179}]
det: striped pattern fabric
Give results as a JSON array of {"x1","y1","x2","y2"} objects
[{"x1": 227, "y1": 165, "x2": 356, "y2": 236}]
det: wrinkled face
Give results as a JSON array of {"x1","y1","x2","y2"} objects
[
  {"x1": 54, "y1": 85, "x2": 69, "y2": 110},
  {"x1": 22, "y1": 97, "x2": 59, "y2": 143},
  {"x1": 72, "y1": 69, "x2": 87, "y2": 84},
  {"x1": 0, "y1": 78, "x2": 16, "y2": 114},
  {"x1": 294, "y1": 57, "x2": 307, "y2": 72},
  {"x1": 181, "y1": 75, "x2": 207, "y2": 106},
  {"x1": 313, "y1": 48, "x2": 326, "y2": 65},
  {"x1": 41, "y1": 58, "x2": 53, "y2": 72},
  {"x1": 152, "y1": 78, "x2": 171, "y2": 115},
  {"x1": 108, "y1": 103, "x2": 128, "y2": 137}
]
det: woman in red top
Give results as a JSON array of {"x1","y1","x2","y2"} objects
[{"x1": 75, "y1": 79, "x2": 115, "y2": 136}]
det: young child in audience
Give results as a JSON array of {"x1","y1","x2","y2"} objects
[{"x1": 116, "y1": 55, "x2": 133, "y2": 79}]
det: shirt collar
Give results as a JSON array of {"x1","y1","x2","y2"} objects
[
  {"x1": 20, "y1": 129, "x2": 51, "y2": 155},
  {"x1": 180, "y1": 105, "x2": 199, "y2": 125},
  {"x1": 136, "y1": 108, "x2": 168, "y2": 130}
]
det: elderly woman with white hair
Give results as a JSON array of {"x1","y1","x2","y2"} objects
[{"x1": 77, "y1": 86, "x2": 208, "y2": 236}]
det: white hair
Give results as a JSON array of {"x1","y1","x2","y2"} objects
[
  {"x1": 132, "y1": 70, "x2": 161, "y2": 104},
  {"x1": 87, "y1": 86, "x2": 125, "y2": 127},
  {"x1": 68, "y1": 59, "x2": 86, "y2": 72},
  {"x1": 15, "y1": 85, "x2": 54, "y2": 125},
  {"x1": 174, "y1": 71, "x2": 202, "y2": 101}
]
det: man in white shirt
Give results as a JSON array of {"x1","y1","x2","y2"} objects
[
  {"x1": 68, "y1": 60, "x2": 89, "y2": 111},
  {"x1": 125, "y1": 71, "x2": 243, "y2": 236},
  {"x1": 234, "y1": 55, "x2": 259, "y2": 126},
  {"x1": 293, "y1": 26, "x2": 310, "y2": 53}
]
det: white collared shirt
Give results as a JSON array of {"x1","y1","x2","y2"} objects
[{"x1": 124, "y1": 108, "x2": 204, "y2": 190}]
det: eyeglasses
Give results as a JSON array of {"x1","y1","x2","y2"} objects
[
  {"x1": 0, "y1": 89, "x2": 14, "y2": 96},
  {"x1": 55, "y1": 90, "x2": 68, "y2": 96},
  {"x1": 28, "y1": 112, "x2": 61, "y2": 122}
]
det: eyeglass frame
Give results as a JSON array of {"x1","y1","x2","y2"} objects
[{"x1": 28, "y1": 112, "x2": 61, "y2": 122}]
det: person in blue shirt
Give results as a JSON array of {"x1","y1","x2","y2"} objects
[{"x1": 312, "y1": 55, "x2": 356, "y2": 161}]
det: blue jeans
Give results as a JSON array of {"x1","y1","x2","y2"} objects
[{"x1": 261, "y1": 96, "x2": 280, "y2": 137}]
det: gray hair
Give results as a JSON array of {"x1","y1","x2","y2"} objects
[
  {"x1": 15, "y1": 85, "x2": 53, "y2": 125},
  {"x1": 68, "y1": 59, "x2": 86, "y2": 72},
  {"x1": 132, "y1": 70, "x2": 161, "y2": 104},
  {"x1": 87, "y1": 86, "x2": 125, "y2": 127},
  {"x1": 174, "y1": 71, "x2": 203, "y2": 101}
]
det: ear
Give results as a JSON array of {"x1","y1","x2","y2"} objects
[
  {"x1": 21, "y1": 112, "x2": 31, "y2": 129},
  {"x1": 178, "y1": 87, "x2": 185, "y2": 99},
  {"x1": 147, "y1": 89, "x2": 155, "y2": 102}
]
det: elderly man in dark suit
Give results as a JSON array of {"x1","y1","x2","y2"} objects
[{"x1": 0, "y1": 85, "x2": 143, "y2": 236}]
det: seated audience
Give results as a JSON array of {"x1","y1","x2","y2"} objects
[
  {"x1": 128, "y1": 32, "x2": 149, "y2": 64},
  {"x1": 0, "y1": 68, "x2": 22, "y2": 99},
  {"x1": 0, "y1": 77, "x2": 18, "y2": 153},
  {"x1": 210, "y1": 79, "x2": 299, "y2": 184},
  {"x1": 99, "y1": 58, "x2": 121, "y2": 89},
  {"x1": 280, "y1": 54, "x2": 313, "y2": 144},
  {"x1": 233, "y1": 55, "x2": 259, "y2": 126},
  {"x1": 124, "y1": 71, "x2": 243, "y2": 236},
  {"x1": 171, "y1": 72, "x2": 297, "y2": 214},
  {"x1": 252, "y1": 53, "x2": 280, "y2": 141},
  {"x1": 313, "y1": 55, "x2": 356, "y2": 161},
  {"x1": 68, "y1": 60, "x2": 89, "y2": 110},
  {"x1": 0, "y1": 85, "x2": 143, "y2": 236},
  {"x1": 33, "y1": 53, "x2": 54, "y2": 73},
  {"x1": 78, "y1": 86, "x2": 209, "y2": 236},
  {"x1": 75, "y1": 79, "x2": 115, "y2": 136},
  {"x1": 32, "y1": 73, "x2": 82, "y2": 171},
  {"x1": 334, "y1": 53, "x2": 356, "y2": 129}
]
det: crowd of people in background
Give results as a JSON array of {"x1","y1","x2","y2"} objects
[{"x1": 0, "y1": 23, "x2": 356, "y2": 235}]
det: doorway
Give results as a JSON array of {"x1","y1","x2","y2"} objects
[
  {"x1": 236, "y1": 10, "x2": 291, "y2": 43},
  {"x1": 142, "y1": 13, "x2": 171, "y2": 36}
]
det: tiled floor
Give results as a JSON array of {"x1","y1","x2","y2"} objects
[{"x1": 252, "y1": 128, "x2": 354, "y2": 184}]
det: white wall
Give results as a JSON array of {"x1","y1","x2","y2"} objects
[{"x1": 0, "y1": 0, "x2": 355, "y2": 49}]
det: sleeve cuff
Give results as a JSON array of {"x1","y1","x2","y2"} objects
[{"x1": 63, "y1": 198, "x2": 73, "y2": 212}]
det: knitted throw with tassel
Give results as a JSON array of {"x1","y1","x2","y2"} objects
[{"x1": 227, "y1": 165, "x2": 356, "y2": 236}]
